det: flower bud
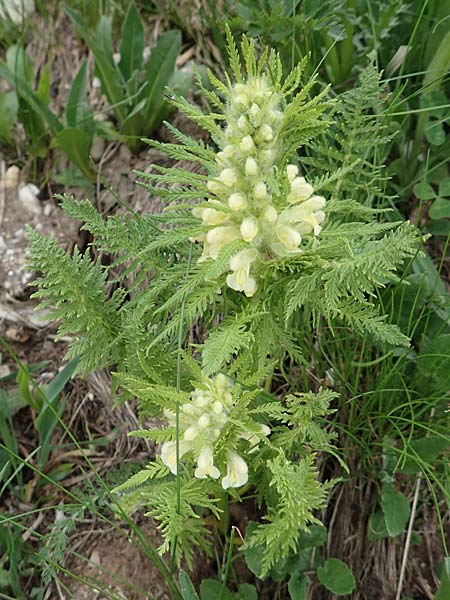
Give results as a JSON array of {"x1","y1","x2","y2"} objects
[
  {"x1": 254, "y1": 181, "x2": 267, "y2": 200},
  {"x1": 184, "y1": 425, "x2": 199, "y2": 441},
  {"x1": 202, "y1": 208, "x2": 227, "y2": 225},
  {"x1": 198, "y1": 415, "x2": 210, "y2": 429},
  {"x1": 245, "y1": 157, "x2": 258, "y2": 176},
  {"x1": 213, "y1": 401, "x2": 223, "y2": 414},
  {"x1": 207, "y1": 225, "x2": 240, "y2": 246},
  {"x1": 192, "y1": 206, "x2": 205, "y2": 219},
  {"x1": 192, "y1": 394, "x2": 209, "y2": 408},
  {"x1": 249, "y1": 103, "x2": 260, "y2": 120},
  {"x1": 260, "y1": 424, "x2": 271, "y2": 436},
  {"x1": 235, "y1": 95, "x2": 248, "y2": 108},
  {"x1": 223, "y1": 144, "x2": 234, "y2": 157},
  {"x1": 240, "y1": 135, "x2": 254, "y2": 152},
  {"x1": 237, "y1": 115, "x2": 247, "y2": 129},
  {"x1": 228, "y1": 192, "x2": 246, "y2": 211},
  {"x1": 219, "y1": 168, "x2": 237, "y2": 187},
  {"x1": 214, "y1": 373, "x2": 228, "y2": 389},
  {"x1": 240, "y1": 217, "x2": 259, "y2": 242},
  {"x1": 215, "y1": 151, "x2": 227, "y2": 164},
  {"x1": 207, "y1": 179, "x2": 221, "y2": 194},
  {"x1": 288, "y1": 177, "x2": 314, "y2": 203},
  {"x1": 263, "y1": 205, "x2": 278, "y2": 223},
  {"x1": 260, "y1": 124, "x2": 273, "y2": 141}
]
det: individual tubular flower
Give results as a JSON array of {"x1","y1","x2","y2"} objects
[
  {"x1": 159, "y1": 374, "x2": 270, "y2": 489},
  {"x1": 192, "y1": 73, "x2": 328, "y2": 297},
  {"x1": 222, "y1": 451, "x2": 248, "y2": 489}
]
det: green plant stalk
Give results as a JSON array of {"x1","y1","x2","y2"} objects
[
  {"x1": 220, "y1": 527, "x2": 236, "y2": 599},
  {"x1": 170, "y1": 244, "x2": 193, "y2": 575},
  {"x1": 322, "y1": 33, "x2": 341, "y2": 83}
]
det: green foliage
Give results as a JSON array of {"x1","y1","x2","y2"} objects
[
  {"x1": 66, "y1": 3, "x2": 189, "y2": 150},
  {"x1": 26, "y1": 227, "x2": 125, "y2": 372},
  {"x1": 247, "y1": 452, "x2": 328, "y2": 575},
  {"x1": 316, "y1": 558, "x2": 355, "y2": 595},
  {"x1": 24, "y1": 24, "x2": 433, "y2": 598},
  {"x1": 0, "y1": 44, "x2": 97, "y2": 176},
  {"x1": 381, "y1": 483, "x2": 410, "y2": 537},
  {"x1": 435, "y1": 559, "x2": 450, "y2": 600}
]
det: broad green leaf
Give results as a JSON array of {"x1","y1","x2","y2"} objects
[
  {"x1": 317, "y1": 559, "x2": 355, "y2": 595},
  {"x1": 243, "y1": 538, "x2": 266, "y2": 579},
  {"x1": 401, "y1": 436, "x2": 449, "y2": 474},
  {"x1": 6, "y1": 45, "x2": 33, "y2": 84},
  {"x1": 381, "y1": 483, "x2": 410, "y2": 537},
  {"x1": 435, "y1": 558, "x2": 450, "y2": 600},
  {"x1": 424, "y1": 120, "x2": 445, "y2": 146},
  {"x1": 56, "y1": 127, "x2": 94, "y2": 179},
  {"x1": 65, "y1": 8, "x2": 126, "y2": 122},
  {"x1": 200, "y1": 579, "x2": 233, "y2": 600},
  {"x1": 119, "y1": 1, "x2": 144, "y2": 81},
  {"x1": 145, "y1": 68, "x2": 193, "y2": 134},
  {"x1": 66, "y1": 60, "x2": 89, "y2": 128},
  {"x1": 17, "y1": 94, "x2": 48, "y2": 154},
  {"x1": 429, "y1": 198, "x2": 450, "y2": 220},
  {"x1": 288, "y1": 572, "x2": 309, "y2": 599},
  {"x1": 36, "y1": 64, "x2": 51, "y2": 105},
  {"x1": 179, "y1": 570, "x2": 200, "y2": 600},
  {"x1": 234, "y1": 584, "x2": 257, "y2": 600},
  {"x1": 427, "y1": 220, "x2": 450, "y2": 236},
  {"x1": 143, "y1": 30, "x2": 181, "y2": 130},
  {"x1": 36, "y1": 358, "x2": 78, "y2": 468},
  {"x1": 96, "y1": 15, "x2": 114, "y2": 64},
  {"x1": 439, "y1": 178, "x2": 450, "y2": 197},
  {"x1": 45, "y1": 357, "x2": 79, "y2": 404},
  {"x1": 419, "y1": 90, "x2": 447, "y2": 115},
  {"x1": 368, "y1": 511, "x2": 389, "y2": 541},
  {"x1": 0, "y1": 91, "x2": 18, "y2": 142},
  {"x1": 413, "y1": 181, "x2": 435, "y2": 200},
  {"x1": 411, "y1": 253, "x2": 447, "y2": 296},
  {"x1": 416, "y1": 333, "x2": 450, "y2": 392},
  {"x1": 423, "y1": 29, "x2": 450, "y2": 92},
  {"x1": 0, "y1": 63, "x2": 62, "y2": 135},
  {"x1": 298, "y1": 524, "x2": 327, "y2": 549}
]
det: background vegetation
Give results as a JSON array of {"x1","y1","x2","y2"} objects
[{"x1": 0, "y1": 0, "x2": 449, "y2": 599}]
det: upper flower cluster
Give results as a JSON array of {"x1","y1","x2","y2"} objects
[
  {"x1": 160, "y1": 374, "x2": 269, "y2": 489},
  {"x1": 192, "y1": 76, "x2": 327, "y2": 297}
]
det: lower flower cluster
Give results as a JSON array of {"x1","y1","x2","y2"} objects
[{"x1": 160, "y1": 374, "x2": 269, "y2": 489}]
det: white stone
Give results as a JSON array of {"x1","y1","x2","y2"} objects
[{"x1": 18, "y1": 183, "x2": 41, "y2": 215}]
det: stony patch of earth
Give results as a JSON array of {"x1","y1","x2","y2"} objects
[{"x1": 64, "y1": 521, "x2": 170, "y2": 600}]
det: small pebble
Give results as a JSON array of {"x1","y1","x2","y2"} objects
[
  {"x1": 91, "y1": 137, "x2": 105, "y2": 162},
  {"x1": 2, "y1": 165, "x2": 20, "y2": 189},
  {"x1": 18, "y1": 183, "x2": 41, "y2": 215}
]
